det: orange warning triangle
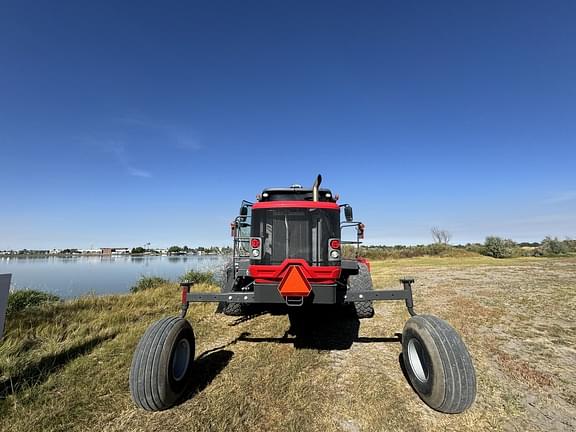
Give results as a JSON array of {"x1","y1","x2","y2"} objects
[{"x1": 278, "y1": 266, "x2": 312, "y2": 297}]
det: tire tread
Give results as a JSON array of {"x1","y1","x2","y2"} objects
[
  {"x1": 348, "y1": 263, "x2": 375, "y2": 319},
  {"x1": 403, "y1": 314, "x2": 476, "y2": 413},
  {"x1": 129, "y1": 317, "x2": 194, "y2": 411}
]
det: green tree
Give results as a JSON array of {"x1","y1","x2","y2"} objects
[
  {"x1": 538, "y1": 236, "x2": 569, "y2": 256},
  {"x1": 483, "y1": 236, "x2": 517, "y2": 258}
]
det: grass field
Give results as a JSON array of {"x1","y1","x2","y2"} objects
[{"x1": 1, "y1": 256, "x2": 575, "y2": 431}]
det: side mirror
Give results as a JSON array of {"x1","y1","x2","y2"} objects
[
  {"x1": 239, "y1": 204, "x2": 248, "y2": 221},
  {"x1": 230, "y1": 222, "x2": 236, "y2": 237},
  {"x1": 344, "y1": 205, "x2": 354, "y2": 222}
]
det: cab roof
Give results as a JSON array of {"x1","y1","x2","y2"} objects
[{"x1": 259, "y1": 187, "x2": 336, "y2": 202}]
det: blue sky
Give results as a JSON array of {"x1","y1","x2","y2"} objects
[{"x1": 0, "y1": 1, "x2": 574, "y2": 249}]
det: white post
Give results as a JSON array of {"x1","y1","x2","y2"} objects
[{"x1": 0, "y1": 274, "x2": 11, "y2": 339}]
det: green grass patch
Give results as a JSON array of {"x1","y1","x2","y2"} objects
[
  {"x1": 179, "y1": 269, "x2": 215, "y2": 285},
  {"x1": 6, "y1": 289, "x2": 61, "y2": 315},
  {"x1": 130, "y1": 275, "x2": 170, "y2": 293}
]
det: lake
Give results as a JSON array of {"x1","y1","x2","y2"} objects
[{"x1": 0, "y1": 255, "x2": 229, "y2": 298}]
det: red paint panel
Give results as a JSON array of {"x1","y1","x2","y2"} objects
[
  {"x1": 249, "y1": 259, "x2": 341, "y2": 284},
  {"x1": 252, "y1": 200, "x2": 339, "y2": 209}
]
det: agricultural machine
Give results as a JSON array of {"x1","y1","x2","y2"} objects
[{"x1": 129, "y1": 175, "x2": 476, "y2": 413}]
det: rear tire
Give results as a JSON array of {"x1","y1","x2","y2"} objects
[
  {"x1": 218, "y1": 260, "x2": 248, "y2": 316},
  {"x1": 401, "y1": 315, "x2": 476, "y2": 413},
  {"x1": 129, "y1": 317, "x2": 195, "y2": 411},
  {"x1": 223, "y1": 302, "x2": 247, "y2": 316},
  {"x1": 347, "y1": 263, "x2": 374, "y2": 319}
]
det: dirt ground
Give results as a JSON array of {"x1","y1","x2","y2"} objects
[{"x1": 1, "y1": 257, "x2": 575, "y2": 431}]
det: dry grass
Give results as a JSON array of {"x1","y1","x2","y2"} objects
[{"x1": 1, "y1": 256, "x2": 575, "y2": 431}]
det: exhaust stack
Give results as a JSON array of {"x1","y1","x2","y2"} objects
[{"x1": 312, "y1": 174, "x2": 322, "y2": 202}]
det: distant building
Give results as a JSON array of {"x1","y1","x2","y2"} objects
[
  {"x1": 101, "y1": 248, "x2": 130, "y2": 255},
  {"x1": 78, "y1": 249, "x2": 102, "y2": 255}
]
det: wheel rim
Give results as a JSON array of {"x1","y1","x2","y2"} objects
[
  {"x1": 407, "y1": 337, "x2": 429, "y2": 383},
  {"x1": 172, "y1": 338, "x2": 191, "y2": 382}
]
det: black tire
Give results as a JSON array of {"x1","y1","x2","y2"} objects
[
  {"x1": 401, "y1": 315, "x2": 476, "y2": 413},
  {"x1": 223, "y1": 301, "x2": 247, "y2": 316},
  {"x1": 130, "y1": 316, "x2": 195, "y2": 411},
  {"x1": 219, "y1": 260, "x2": 248, "y2": 316},
  {"x1": 347, "y1": 263, "x2": 374, "y2": 318},
  {"x1": 216, "y1": 260, "x2": 233, "y2": 314}
]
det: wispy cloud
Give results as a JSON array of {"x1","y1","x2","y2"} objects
[
  {"x1": 126, "y1": 166, "x2": 152, "y2": 178},
  {"x1": 544, "y1": 191, "x2": 576, "y2": 204},
  {"x1": 117, "y1": 115, "x2": 203, "y2": 151},
  {"x1": 111, "y1": 144, "x2": 152, "y2": 178}
]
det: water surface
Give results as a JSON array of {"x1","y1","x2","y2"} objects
[{"x1": 0, "y1": 255, "x2": 228, "y2": 298}]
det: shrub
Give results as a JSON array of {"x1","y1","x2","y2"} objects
[
  {"x1": 7, "y1": 289, "x2": 61, "y2": 315},
  {"x1": 483, "y1": 236, "x2": 517, "y2": 258},
  {"x1": 353, "y1": 243, "x2": 479, "y2": 260},
  {"x1": 179, "y1": 270, "x2": 215, "y2": 285},
  {"x1": 537, "y1": 236, "x2": 570, "y2": 256},
  {"x1": 564, "y1": 238, "x2": 576, "y2": 253},
  {"x1": 130, "y1": 276, "x2": 170, "y2": 293},
  {"x1": 464, "y1": 243, "x2": 485, "y2": 255}
]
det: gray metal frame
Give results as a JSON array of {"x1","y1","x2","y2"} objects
[
  {"x1": 232, "y1": 200, "x2": 254, "y2": 272},
  {"x1": 179, "y1": 277, "x2": 417, "y2": 317},
  {"x1": 340, "y1": 221, "x2": 364, "y2": 257},
  {"x1": 0, "y1": 273, "x2": 12, "y2": 339}
]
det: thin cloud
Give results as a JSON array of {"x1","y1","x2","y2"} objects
[
  {"x1": 111, "y1": 144, "x2": 152, "y2": 178},
  {"x1": 127, "y1": 166, "x2": 152, "y2": 178},
  {"x1": 117, "y1": 115, "x2": 203, "y2": 151},
  {"x1": 544, "y1": 191, "x2": 576, "y2": 204}
]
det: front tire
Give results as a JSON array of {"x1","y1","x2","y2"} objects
[
  {"x1": 129, "y1": 317, "x2": 195, "y2": 411},
  {"x1": 401, "y1": 315, "x2": 476, "y2": 413}
]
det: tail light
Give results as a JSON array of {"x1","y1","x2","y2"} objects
[
  {"x1": 357, "y1": 223, "x2": 365, "y2": 240},
  {"x1": 250, "y1": 237, "x2": 262, "y2": 260},
  {"x1": 328, "y1": 238, "x2": 341, "y2": 261}
]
